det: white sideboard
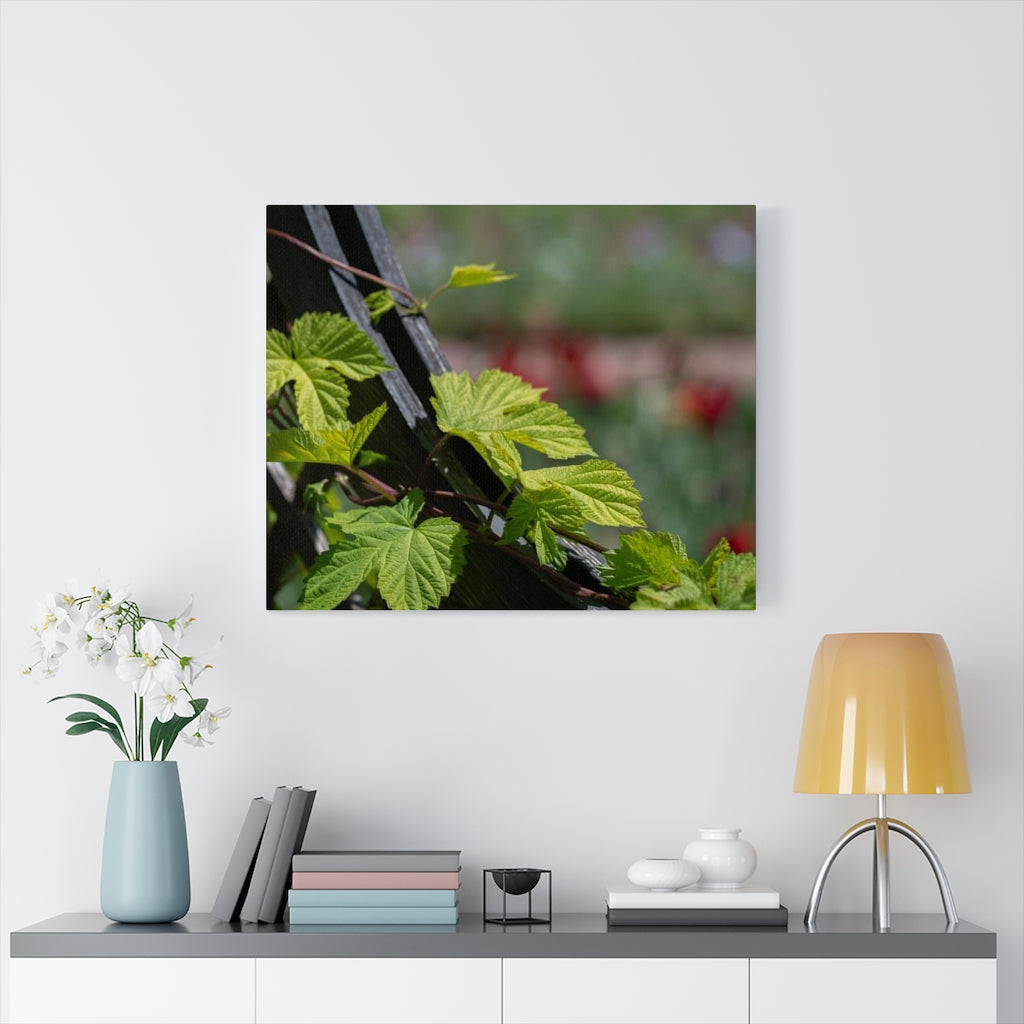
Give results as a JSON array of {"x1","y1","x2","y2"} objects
[{"x1": 9, "y1": 913, "x2": 997, "y2": 1024}]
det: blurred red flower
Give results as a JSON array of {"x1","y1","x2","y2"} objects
[{"x1": 675, "y1": 381, "x2": 734, "y2": 430}]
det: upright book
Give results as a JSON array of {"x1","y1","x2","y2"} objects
[
  {"x1": 293, "y1": 850, "x2": 461, "y2": 872},
  {"x1": 258, "y1": 787, "x2": 317, "y2": 924},
  {"x1": 211, "y1": 796, "x2": 271, "y2": 922},
  {"x1": 239, "y1": 786, "x2": 293, "y2": 922}
]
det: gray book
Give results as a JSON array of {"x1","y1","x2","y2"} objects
[
  {"x1": 258, "y1": 787, "x2": 317, "y2": 924},
  {"x1": 211, "y1": 797, "x2": 271, "y2": 922},
  {"x1": 239, "y1": 786, "x2": 293, "y2": 922},
  {"x1": 292, "y1": 850, "x2": 461, "y2": 872}
]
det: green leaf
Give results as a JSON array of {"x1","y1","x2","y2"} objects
[
  {"x1": 301, "y1": 544, "x2": 380, "y2": 611},
  {"x1": 531, "y1": 520, "x2": 567, "y2": 571},
  {"x1": 65, "y1": 712, "x2": 130, "y2": 756},
  {"x1": 715, "y1": 552, "x2": 757, "y2": 610},
  {"x1": 357, "y1": 449, "x2": 388, "y2": 468},
  {"x1": 521, "y1": 460, "x2": 644, "y2": 527},
  {"x1": 701, "y1": 537, "x2": 732, "y2": 585},
  {"x1": 432, "y1": 368, "x2": 545, "y2": 428},
  {"x1": 499, "y1": 402, "x2": 597, "y2": 461},
  {"x1": 65, "y1": 710, "x2": 115, "y2": 724},
  {"x1": 502, "y1": 485, "x2": 585, "y2": 568},
  {"x1": 266, "y1": 313, "x2": 391, "y2": 430},
  {"x1": 632, "y1": 578, "x2": 714, "y2": 610},
  {"x1": 365, "y1": 290, "x2": 397, "y2": 323},
  {"x1": 504, "y1": 485, "x2": 586, "y2": 539},
  {"x1": 66, "y1": 721, "x2": 106, "y2": 736},
  {"x1": 304, "y1": 490, "x2": 467, "y2": 610},
  {"x1": 430, "y1": 370, "x2": 594, "y2": 485},
  {"x1": 446, "y1": 263, "x2": 516, "y2": 289},
  {"x1": 49, "y1": 693, "x2": 126, "y2": 736},
  {"x1": 149, "y1": 716, "x2": 162, "y2": 760},
  {"x1": 266, "y1": 405, "x2": 387, "y2": 465},
  {"x1": 602, "y1": 531, "x2": 697, "y2": 591}
]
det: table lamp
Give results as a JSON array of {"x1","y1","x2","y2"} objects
[{"x1": 794, "y1": 633, "x2": 971, "y2": 931}]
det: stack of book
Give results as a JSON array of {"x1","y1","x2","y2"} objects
[
  {"x1": 288, "y1": 850, "x2": 462, "y2": 931},
  {"x1": 212, "y1": 785, "x2": 317, "y2": 925},
  {"x1": 605, "y1": 884, "x2": 788, "y2": 927}
]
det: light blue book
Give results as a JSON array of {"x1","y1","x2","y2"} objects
[
  {"x1": 288, "y1": 888, "x2": 457, "y2": 908},
  {"x1": 288, "y1": 904, "x2": 459, "y2": 926}
]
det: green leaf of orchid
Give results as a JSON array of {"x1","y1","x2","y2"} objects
[
  {"x1": 446, "y1": 263, "x2": 516, "y2": 289},
  {"x1": 266, "y1": 313, "x2": 391, "y2": 430},
  {"x1": 49, "y1": 693, "x2": 126, "y2": 736},
  {"x1": 266, "y1": 405, "x2": 387, "y2": 465},
  {"x1": 302, "y1": 489, "x2": 467, "y2": 610},
  {"x1": 521, "y1": 460, "x2": 644, "y2": 527},
  {"x1": 65, "y1": 721, "x2": 106, "y2": 736}
]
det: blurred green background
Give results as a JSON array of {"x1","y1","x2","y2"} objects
[{"x1": 378, "y1": 205, "x2": 756, "y2": 559}]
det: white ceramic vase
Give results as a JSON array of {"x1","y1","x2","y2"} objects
[
  {"x1": 626, "y1": 858, "x2": 701, "y2": 891},
  {"x1": 682, "y1": 828, "x2": 756, "y2": 889}
]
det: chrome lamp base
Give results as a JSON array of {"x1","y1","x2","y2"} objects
[{"x1": 804, "y1": 795, "x2": 959, "y2": 932}]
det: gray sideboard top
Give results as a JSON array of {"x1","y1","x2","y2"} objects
[{"x1": 10, "y1": 913, "x2": 996, "y2": 960}]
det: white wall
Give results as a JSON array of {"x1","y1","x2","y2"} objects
[{"x1": 1, "y1": 1, "x2": 1021, "y2": 1021}]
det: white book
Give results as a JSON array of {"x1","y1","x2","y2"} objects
[{"x1": 606, "y1": 883, "x2": 780, "y2": 909}]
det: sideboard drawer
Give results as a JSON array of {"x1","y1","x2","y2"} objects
[
  {"x1": 502, "y1": 957, "x2": 749, "y2": 1024},
  {"x1": 749, "y1": 957, "x2": 997, "y2": 1024},
  {"x1": 255, "y1": 956, "x2": 501, "y2": 1024},
  {"x1": 9, "y1": 956, "x2": 256, "y2": 1024}
]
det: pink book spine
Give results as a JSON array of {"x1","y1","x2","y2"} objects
[{"x1": 292, "y1": 870, "x2": 462, "y2": 889}]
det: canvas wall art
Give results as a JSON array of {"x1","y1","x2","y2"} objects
[{"x1": 266, "y1": 205, "x2": 755, "y2": 611}]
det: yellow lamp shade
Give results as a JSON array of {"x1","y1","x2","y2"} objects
[{"x1": 794, "y1": 633, "x2": 971, "y2": 795}]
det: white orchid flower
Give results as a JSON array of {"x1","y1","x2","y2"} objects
[
  {"x1": 199, "y1": 706, "x2": 232, "y2": 734},
  {"x1": 115, "y1": 621, "x2": 180, "y2": 697},
  {"x1": 22, "y1": 639, "x2": 67, "y2": 678},
  {"x1": 182, "y1": 634, "x2": 223, "y2": 687},
  {"x1": 31, "y1": 594, "x2": 71, "y2": 651},
  {"x1": 180, "y1": 727, "x2": 213, "y2": 747},
  {"x1": 28, "y1": 578, "x2": 227, "y2": 760},
  {"x1": 148, "y1": 677, "x2": 195, "y2": 723},
  {"x1": 88, "y1": 582, "x2": 130, "y2": 616},
  {"x1": 167, "y1": 596, "x2": 195, "y2": 644},
  {"x1": 54, "y1": 582, "x2": 87, "y2": 626}
]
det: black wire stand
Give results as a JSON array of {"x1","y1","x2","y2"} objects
[{"x1": 483, "y1": 868, "x2": 552, "y2": 926}]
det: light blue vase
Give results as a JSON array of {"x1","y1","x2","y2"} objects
[{"x1": 100, "y1": 761, "x2": 190, "y2": 923}]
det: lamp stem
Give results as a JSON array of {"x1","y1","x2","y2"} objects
[{"x1": 873, "y1": 794, "x2": 891, "y2": 931}]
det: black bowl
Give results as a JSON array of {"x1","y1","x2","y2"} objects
[{"x1": 490, "y1": 868, "x2": 542, "y2": 896}]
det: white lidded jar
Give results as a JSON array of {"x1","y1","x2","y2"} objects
[
  {"x1": 682, "y1": 828, "x2": 757, "y2": 889},
  {"x1": 626, "y1": 858, "x2": 701, "y2": 891}
]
